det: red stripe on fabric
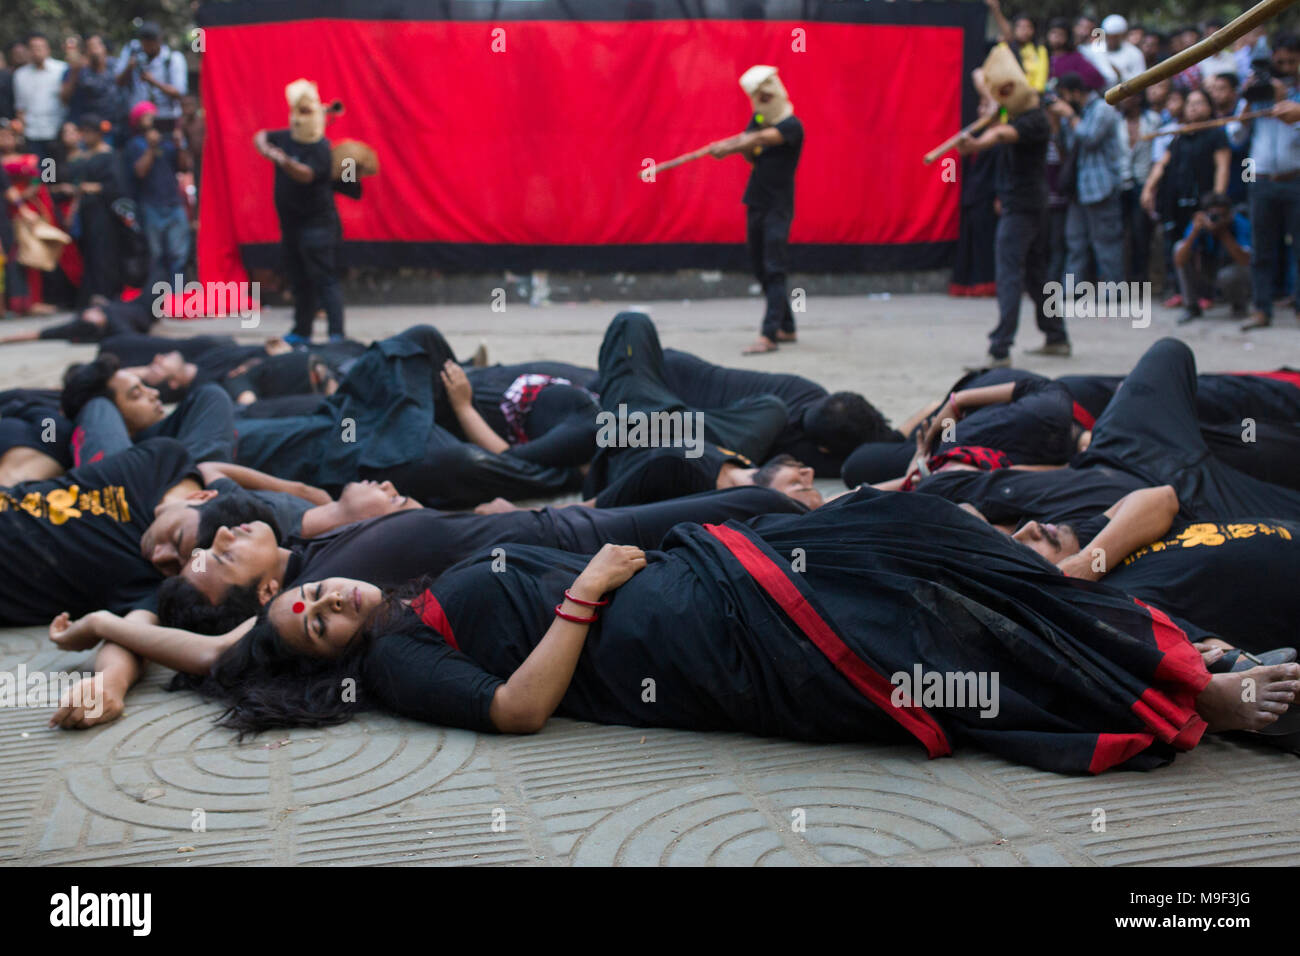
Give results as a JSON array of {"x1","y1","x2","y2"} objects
[
  {"x1": 1133, "y1": 598, "x2": 1212, "y2": 691},
  {"x1": 89, "y1": 452, "x2": 103, "y2": 464},
  {"x1": 1225, "y1": 369, "x2": 1300, "y2": 390},
  {"x1": 410, "y1": 590, "x2": 459, "y2": 651},
  {"x1": 704, "y1": 523, "x2": 951, "y2": 758},
  {"x1": 71, "y1": 426, "x2": 85, "y2": 468},
  {"x1": 1071, "y1": 401, "x2": 1095, "y2": 430},
  {"x1": 1122, "y1": 599, "x2": 1209, "y2": 756},
  {"x1": 1088, "y1": 732, "x2": 1155, "y2": 774}
]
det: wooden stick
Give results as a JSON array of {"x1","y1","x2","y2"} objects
[
  {"x1": 1138, "y1": 108, "x2": 1272, "y2": 140},
  {"x1": 922, "y1": 112, "x2": 998, "y2": 165},
  {"x1": 641, "y1": 145, "x2": 713, "y2": 179},
  {"x1": 1105, "y1": 0, "x2": 1299, "y2": 105}
]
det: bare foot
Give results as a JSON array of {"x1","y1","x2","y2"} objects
[
  {"x1": 475, "y1": 497, "x2": 518, "y2": 515},
  {"x1": 742, "y1": 336, "x2": 778, "y2": 355},
  {"x1": 1196, "y1": 664, "x2": 1300, "y2": 732},
  {"x1": 470, "y1": 343, "x2": 489, "y2": 367}
]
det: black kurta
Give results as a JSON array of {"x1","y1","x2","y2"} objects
[{"x1": 363, "y1": 488, "x2": 1211, "y2": 775}]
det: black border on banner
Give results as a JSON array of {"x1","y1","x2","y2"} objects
[{"x1": 237, "y1": 240, "x2": 957, "y2": 274}]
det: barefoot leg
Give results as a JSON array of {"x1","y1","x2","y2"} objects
[{"x1": 1196, "y1": 664, "x2": 1300, "y2": 733}]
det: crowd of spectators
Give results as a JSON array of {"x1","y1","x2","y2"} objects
[
  {"x1": 0, "y1": 22, "x2": 202, "y2": 316},
  {"x1": 966, "y1": 2, "x2": 1300, "y2": 330}
]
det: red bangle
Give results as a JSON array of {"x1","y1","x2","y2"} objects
[
  {"x1": 563, "y1": 589, "x2": 609, "y2": 608},
  {"x1": 555, "y1": 604, "x2": 598, "y2": 624}
]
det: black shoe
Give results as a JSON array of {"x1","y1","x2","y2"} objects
[
  {"x1": 1208, "y1": 646, "x2": 1297, "y2": 674},
  {"x1": 1177, "y1": 308, "x2": 1203, "y2": 325}
]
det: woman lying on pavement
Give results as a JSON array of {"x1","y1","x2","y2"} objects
[{"x1": 49, "y1": 487, "x2": 1300, "y2": 774}]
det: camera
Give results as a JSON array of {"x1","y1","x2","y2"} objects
[{"x1": 1243, "y1": 56, "x2": 1279, "y2": 102}]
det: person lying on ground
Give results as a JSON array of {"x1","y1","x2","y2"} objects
[
  {"x1": 476, "y1": 452, "x2": 825, "y2": 513},
  {"x1": 582, "y1": 311, "x2": 791, "y2": 501},
  {"x1": 149, "y1": 483, "x2": 809, "y2": 637},
  {"x1": 61, "y1": 354, "x2": 235, "y2": 465},
  {"x1": 0, "y1": 297, "x2": 152, "y2": 346},
  {"x1": 51, "y1": 489, "x2": 1300, "y2": 773},
  {"x1": 229, "y1": 324, "x2": 584, "y2": 507},
  {"x1": 1000, "y1": 485, "x2": 1299, "y2": 656}
]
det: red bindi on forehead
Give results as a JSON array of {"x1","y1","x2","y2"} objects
[{"x1": 292, "y1": 601, "x2": 305, "y2": 614}]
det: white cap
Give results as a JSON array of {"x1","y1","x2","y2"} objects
[{"x1": 1102, "y1": 14, "x2": 1128, "y2": 35}]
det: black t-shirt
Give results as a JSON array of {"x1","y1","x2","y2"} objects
[
  {"x1": 363, "y1": 613, "x2": 503, "y2": 732},
  {"x1": 593, "y1": 444, "x2": 744, "y2": 508},
  {"x1": 742, "y1": 115, "x2": 804, "y2": 212},
  {"x1": 266, "y1": 129, "x2": 337, "y2": 230},
  {"x1": 1165, "y1": 128, "x2": 1228, "y2": 211},
  {"x1": 997, "y1": 107, "x2": 1049, "y2": 214},
  {"x1": 914, "y1": 464, "x2": 1144, "y2": 529},
  {"x1": 1103, "y1": 518, "x2": 1299, "y2": 653},
  {"x1": 944, "y1": 378, "x2": 1078, "y2": 464},
  {"x1": 284, "y1": 508, "x2": 613, "y2": 591},
  {"x1": 0, "y1": 439, "x2": 199, "y2": 624},
  {"x1": 222, "y1": 351, "x2": 317, "y2": 402}
]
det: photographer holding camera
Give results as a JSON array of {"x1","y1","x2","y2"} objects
[
  {"x1": 1172, "y1": 191, "x2": 1252, "y2": 324},
  {"x1": 1228, "y1": 33, "x2": 1300, "y2": 330},
  {"x1": 113, "y1": 22, "x2": 186, "y2": 135}
]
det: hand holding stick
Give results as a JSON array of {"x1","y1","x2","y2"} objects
[
  {"x1": 923, "y1": 112, "x2": 998, "y2": 164},
  {"x1": 640, "y1": 145, "x2": 713, "y2": 179},
  {"x1": 1105, "y1": 0, "x2": 1300, "y2": 105}
]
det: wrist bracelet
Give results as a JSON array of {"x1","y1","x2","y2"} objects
[
  {"x1": 555, "y1": 604, "x2": 599, "y2": 624},
  {"x1": 563, "y1": 588, "x2": 609, "y2": 608}
]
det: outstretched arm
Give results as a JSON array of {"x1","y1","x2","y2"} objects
[
  {"x1": 50, "y1": 608, "x2": 253, "y2": 676},
  {"x1": 48, "y1": 609, "x2": 157, "y2": 729},
  {"x1": 197, "y1": 460, "x2": 332, "y2": 505},
  {"x1": 709, "y1": 125, "x2": 786, "y2": 159}
]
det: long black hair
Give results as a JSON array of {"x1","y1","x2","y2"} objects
[{"x1": 174, "y1": 576, "x2": 437, "y2": 738}]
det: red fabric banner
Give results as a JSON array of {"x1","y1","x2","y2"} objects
[{"x1": 198, "y1": 18, "x2": 965, "y2": 283}]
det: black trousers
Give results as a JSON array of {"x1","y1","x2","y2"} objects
[
  {"x1": 746, "y1": 204, "x2": 795, "y2": 340},
  {"x1": 364, "y1": 437, "x2": 581, "y2": 509},
  {"x1": 1083, "y1": 338, "x2": 1300, "y2": 521},
  {"x1": 282, "y1": 222, "x2": 344, "y2": 338},
  {"x1": 356, "y1": 325, "x2": 583, "y2": 507},
  {"x1": 990, "y1": 209, "x2": 1066, "y2": 359},
  {"x1": 503, "y1": 385, "x2": 600, "y2": 468},
  {"x1": 596, "y1": 312, "x2": 788, "y2": 460}
]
